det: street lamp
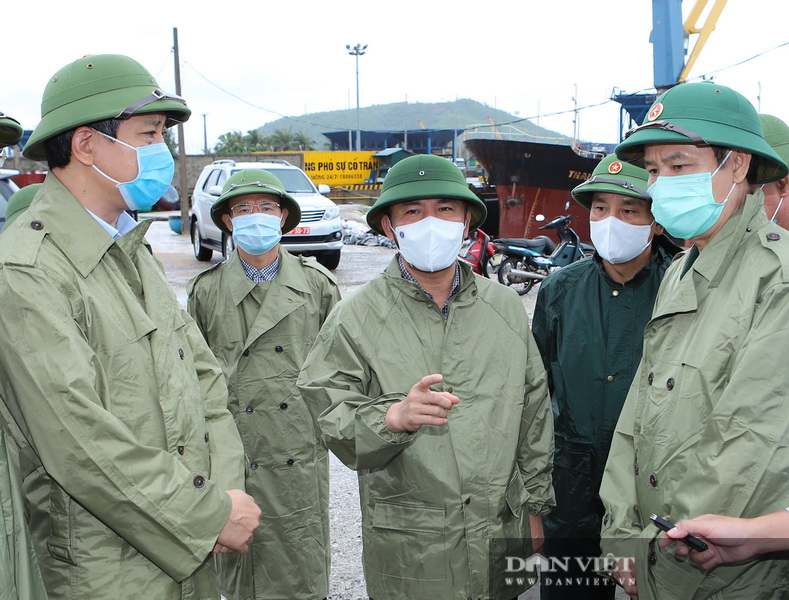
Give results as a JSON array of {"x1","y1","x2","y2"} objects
[{"x1": 346, "y1": 43, "x2": 367, "y2": 152}]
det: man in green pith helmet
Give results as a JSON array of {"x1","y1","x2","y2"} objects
[
  {"x1": 599, "y1": 81, "x2": 789, "y2": 599},
  {"x1": 0, "y1": 111, "x2": 48, "y2": 600},
  {"x1": 0, "y1": 55, "x2": 260, "y2": 600},
  {"x1": 187, "y1": 168, "x2": 339, "y2": 600},
  {"x1": 2, "y1": 183, "x2": 41, "y2": 231},
  {"x1": 532, "y1": 154, "x2": 677, "y2": 600},
  {"x1": 297, "y1": 153, "x2": 555, "y2": 600},
  {"x1": 759, "y1": 114, "x2": 789, "y2": 228}
]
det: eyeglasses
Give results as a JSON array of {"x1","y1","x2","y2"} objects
[
  {"x1": 230, "y1": 200, "x2": 282, "y2": 217},
  {"x1": 624, "y1": 120, "x2": 708, "y2": 145}
]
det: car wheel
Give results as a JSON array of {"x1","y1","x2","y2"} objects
[
  {"x1": 222, "y1": 234, "x2": 235, "y2": 260},
  {"x1": 191, "y1": 220, "x2": 213, "y2": 261},
  {"x1": 316, "y1": 249, "x2": 341, "y2": 270}
]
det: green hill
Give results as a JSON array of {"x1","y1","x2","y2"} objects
[{"x1": 252, "y1": 98, "x2": 570, "y2": 150}]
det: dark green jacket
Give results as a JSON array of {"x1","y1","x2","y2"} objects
[
  {"x1": 532, "y1": 247, "x2": 672, "y2": 535},
  {"x1": 298, "y1": 257, "x2": 554, "y2": 600},
  {"x1": 0, "y1": 174, "x2": 246, "y2": 600},
  {"x1": 188, "y1": 248, "x2": 339, "y2": 600}
]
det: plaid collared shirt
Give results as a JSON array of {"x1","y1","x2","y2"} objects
[
  {"x1": 397, "y1": 255, "x2": 461, "y2": 319},
  {"x1": 240, "y1": 255, "x2": 280, "y2": 283}
]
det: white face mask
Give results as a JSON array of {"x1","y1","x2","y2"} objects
[
  {"x1": 590, "y1": 216, "x2": 653, "y2": 264},
  {"x1": 394, "y1": 216, "x2": 465, "y2": 273}
]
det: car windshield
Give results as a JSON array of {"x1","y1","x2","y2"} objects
[{"x1": 232, "y1": 168, "x2": 315, "y2": 194}]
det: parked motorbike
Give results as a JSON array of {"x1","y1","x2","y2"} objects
[
  {"x1": 458, "y1": 228, "x2": 500, "y2": 278},
  {"x1": 494, "y1": 214, "x2": 595, "y2": 294}
]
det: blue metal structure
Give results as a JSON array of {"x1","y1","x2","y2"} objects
[{"x1": 651, "y1": 0, "x2": 688, "y2": 90}]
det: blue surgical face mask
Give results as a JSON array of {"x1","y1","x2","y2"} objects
[
  {"x1": 231, "y1": 213, "x2": 282, "y2": 255},
  {"x1": 648, "y1": 150, "x2": 736, "y2": 240},
  {"x1": 92, "y1": 129, "x2": 175, "y2": 211}
]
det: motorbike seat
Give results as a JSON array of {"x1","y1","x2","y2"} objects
[{"x1": 498, "y1": 236, "x2": 556, "y2": 254}]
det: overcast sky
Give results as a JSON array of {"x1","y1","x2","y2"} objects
[{"x1": 5, "y1": 0, "x2": 787, "y2": 155}]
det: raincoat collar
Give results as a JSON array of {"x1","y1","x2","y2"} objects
[
  {"x1": 383, "y1": 255, "x2": 477, "y2": 308},
  {"x1": 691, "y1": 190, "x2": 768, "y2": 288},
  {"x1": 227, "y1": 246, "x2": 312, "y2": 307},
  {"x1": 30, "y1": 173, "x2": 152, "y2": 278},
  {"x1": 592, "y1": 244, "x2": 671, "y2": 288}
]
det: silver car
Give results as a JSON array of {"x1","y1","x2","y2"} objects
[{"x1": 190, "y1": 160, "x2": 343, "y2": 269}]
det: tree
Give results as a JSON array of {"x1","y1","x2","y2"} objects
[
  {"x1": 293, "y1": 131, "x2": 315, "y2": 151},
  {"x1": 214, "y1": 130, "x2": 246, "y2": 154},
  {"x1": 270, "y1": 127, "x2": 296, "y2": 151}
]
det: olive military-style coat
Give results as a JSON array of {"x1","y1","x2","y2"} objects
[
  {"x1": 188, "y1": 248, "x2": 339, "y2": 600},
  {"x1": 0, "y1": 424, "x2": 47, "y2": 600},
  {"x1": 600, "y1": 193, "x2": 789, "y2": 598},
  {"x1": 298, "y1": 257, "x2": 555, "y2": 600},
  {"x1": 532, "y1": 248, "x2": 672, "y2": 537},
  {"x1": 0, "y1": 175, "x2": 246, "y2": 600}
]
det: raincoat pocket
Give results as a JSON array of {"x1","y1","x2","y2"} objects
[
  {"x1": 372, "y1": 501, "x2": 446, "y2": 581},
  {"x1": 503, "y1": 469, "x2": 532, "y2": 542}
]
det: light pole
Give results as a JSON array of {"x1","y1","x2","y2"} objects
[{"x1": 346, "y1": 43, "x2": 367, "y2": 152}]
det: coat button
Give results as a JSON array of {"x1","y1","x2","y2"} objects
[
  {"x1": 177, "y1": 445, "x2": 185, "y2": 455},
  {"x1": 647, "y1": 372, "x2": 654, "y2": 385},
  {"x1": 242, "y1": 349, "x2": 250, "y2": 357},
  {"x1": 193, "y1": 476, "x2": 206, "y2": 488},
  {"x1": 648, "y1": 551, "x2": 657, "y2": 566},
  {"x1": 612, "y1": 289, "x2": 619, "y2": 297},
  {"x1": 204, "y1": 432, "x2": 209, "y2": 443},
  {"x1": 767, "y1": 232, "x2": 781, "y2": 241},
  {"x1": 464, "y1": 497, "x2": 471, "y2": 505},
  {"x1": 178, "y1": 348, "x2": 185, "y2": 360},
  {"x1": 30, "y1": 220, "x2": 44, "y2": 230},
  {"x1": 245, "y1": 406, "x2": 254, "y2": 415},
  {"x1": 250, "y1": 462, "x2": 259, "y2": 470},
  {"x1": 286, "y1": 458, "x2": 295, "y2": 466},
  {"x1": 650, "y1": 473, "x2": 658, "y2": 487},
  {"x1": 275, "y1": 345, "x2": 284, "y2": 353},
  {"x1": 666, "y1": 378, "x2": 675, "y2": 390},
  {"x1": 279, "y1": 402, "x2": 288, "y2": 410},
  {"x1": 606, "y1": 375, "x2": 614, "y2": 382},
  {"x1": 634, "y1": 462, "x2": 639, "y2": 475}
]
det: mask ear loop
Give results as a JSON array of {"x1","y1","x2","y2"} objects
[{"x1": 771, "y1": 196, "x2": 784, "y2": 223}]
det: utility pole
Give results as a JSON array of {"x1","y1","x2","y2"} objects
[
  {"x1": 173, "y1": 27, "x2": 189, "y2": 234},
  {"x1": 346, "y1": 43, "x2": 367, "y2": 152},
  {"x1": 202, "y1": 113, "x2": 208, "y2": 155}
]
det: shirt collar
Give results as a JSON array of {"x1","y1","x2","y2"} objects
[
  {"x1": 239, "y1": 254, "x2": 280, "y2": 283},
  {"x1": 86, "y1": 208, "x2": 137, "y2": 238},
  {"x1": 396, "y1": 254, "x2": 461, "y2": 317}
]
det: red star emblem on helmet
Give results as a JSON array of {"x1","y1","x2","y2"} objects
[
  {"x1": 608, "y1": 161, "x2": 623, "y2": 174},
  {"x1": 647, "y1": 103, "x2": 664, "y2": 121}
]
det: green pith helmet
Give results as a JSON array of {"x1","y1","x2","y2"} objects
[
  {"x1": 572, "y1": 154, "x2": 651, "y2": 210},
  {"x1": 3, "y1": 183, "x2": 42, "y2": 231},
  {"x1": 760, "y1": 114, "x2": 789, "y2": 169},
  {"x1": 366, "y1": 154, "x2": 485, "y2": 235},
  {"x1": 23, "y1": 54, "x2": 191, "y2": 161},
  {"x1": 211, "y1": 169, "x2": 301, "y2": 235},
  {"x1": 616, "y1": 81, "x2": 788, "y2": 184},
  {"x1": 0, "y1": 112, "x2": 23, "y2": 147}
]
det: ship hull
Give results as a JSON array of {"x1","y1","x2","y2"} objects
[{"x1": 464, "y1": 138, "x2": 608, "y2": 243}]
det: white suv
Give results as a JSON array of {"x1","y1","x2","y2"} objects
[{"x1": 190, "y1": 160, "x2": 343, "y2": 269}]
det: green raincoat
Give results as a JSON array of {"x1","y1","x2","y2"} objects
[
  {"x1": 600, "y1": 192, "x2": 789, "y2": 598},
  {"x1": 532, "y1": 248, "x2": 672, "y2": 535},
  {"x1": 298, "y1": 257, "x2": 555, "y2": 600},
  {"x1": 0, "y1": 174, "x2": 246, "y2": 600},
  {"x1": 0, "y1": 423, "x2": 47, "y2": 600},
  {"x1": 188, "y1": 247, "x2": 339, "y2": 600}
]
